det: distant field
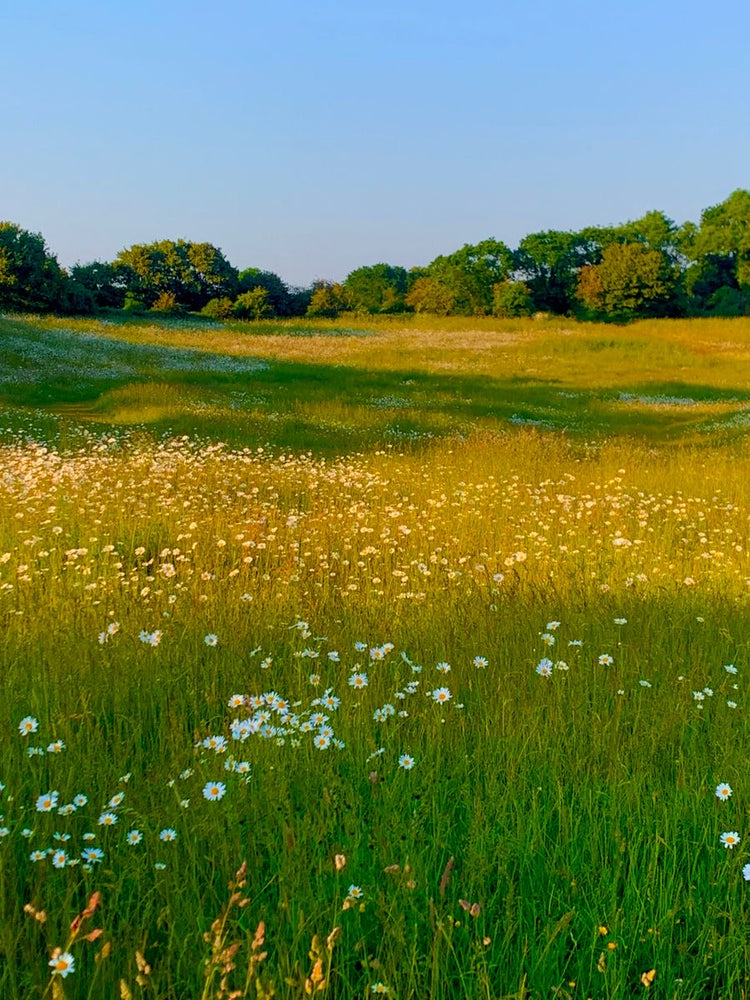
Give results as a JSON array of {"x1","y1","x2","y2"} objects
[{"x1": 0, "y1": 314, "x2": 748, "y2": 999}]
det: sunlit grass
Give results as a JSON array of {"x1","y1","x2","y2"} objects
[{"x1": 0, "y1": 314, "x2": 749, "y2": 997}]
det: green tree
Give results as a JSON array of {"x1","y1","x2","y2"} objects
[
  {"x1": 68, "y1": 261, "x2": 123, "y2": 308},
  {"x1": 343, "y1": 263, "x2": 408, "y2": 313},
  {"x1": 492, "y1": 281, "x2": 534, "y2": 317},
  {"x1": 238, "y1": 268, "x2": 292, "y2": 315},
  {"x1": 306, "y1": 282, "x2": 347, "y2": 318},
  {"x1": 514, "y1": 231, "x2": 591, "y2": 313},
  {"x1": 575, "y1": 242, "x2": 675, "y2": 320},
  {"x1": 404, "y1": 276, "x2": 456, "y2": 315},
  {"x1": 688, "y1": 189, "x2": 750, "y2": 292},
  {"x1": 426, "y1": 239, "x2": 512, "y2": 314},
  {"x1": 0, "y1": 222, "x2": 65, "y2": 312},
  {"x1": 233, "y1": 287, "x2": 273, "y2": 320},
  {"x1": 113, "y1": 239, "x2": 238, "y2": 310}
]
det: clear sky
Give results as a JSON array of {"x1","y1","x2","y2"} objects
[{"x1": 1, "y1": 0, "x2": 748, "y2": 287}]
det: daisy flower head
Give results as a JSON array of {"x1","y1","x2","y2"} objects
[
  {"x1": 47, "y1": 740, "x2": 65, "y2": 754},
  {"x1": 81, "y1": 847, "x2": 104, "y2": 864},
  {"x1": 473, "y1": 656, "x2": 488, "y2": 669},
  {"x1": 436, "y1": 661, "x2": 451, "y2": 674},
  {"x1": 348, "y1": 672, "x2": 368, "y2": 689},
  {"x1": 719, "y1": 831, "x2": 740, "y2": 849},
  {"x1": 159, "y1": 828, "x2": 177, "y2": 842},
  {"x1": 98, "y1": 812, "x2": 118, "y2": 827},
  {"x1": 347, "y1": 884, "x2": 364, "y2": 901},
  {"x1": 202, "y1": 781, "x2": 227, "y2": 801},
  {"x1": 48, "y1": 951, "x2": 75, "y2": 978},
  {"x1": 126, "y1": 829, "x2": 143, "y2": 845},
  {"x1": 227, "y1": 694, "x2": 245, "y2": 708},
  {"x1": 715, "y1": 783, "x2": 733, "y2": 801},
  {"x1": 725, "y1": 664, "x2": 738, "y2": 675},
  {"x1": 109, "y1": 792, "x2": 125, "y2": 808},
  {"x1": 354, "y1": 641, "x2": 366, "y2": 652},
  {"x1": 314, "y1": 733, "x2": 331, "y2": 750},
  {"x1": 204, "y1": 634, "x2": 218, "y2": 647},
  {"x1": 398, "y1": 754, "x2": 415, "y2": 770},
  {"x1": 541, "y1": 633, "x2": 556, "y2": 647},
  {"x1": 36, "y1": 791, "x2": 59, "y2": 813},
  {"x1": 372, "y1": 984, "x2": 390, "y2": 994},
  {"x1": 73, "y1": 794, "x2": 88, "y2": 808},
  {"x1": 546, "y1": 621, "x2": 561, "y2": 631},
  {"x1": 598, "y1": 654, "x2": 614, "y2": 666},
  {"x1": 431, "y1": 687, "x2": 452, "y2": 703},
  {"x1": 536, "y1": 659, "x2": 553, "y2": 678},
  {"x1": 613, "y1": 618, "x2": 627, "y2": 625},
  {"x1": 51, "y1": 850, "x2": 68, "y2": 869},
  {"x1": 30, "y1": 850, "x2": 47, "y2": 862},
  {"x1": 743, "y1": 863, "x2": 750, "y2": 882},
  {"x1": 18, "y1": 716, "x2": 39, "y2": 736}
]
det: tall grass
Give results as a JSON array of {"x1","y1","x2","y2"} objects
[{"x1": 0, "y1": 315, "x2": 748, "y2": 998}]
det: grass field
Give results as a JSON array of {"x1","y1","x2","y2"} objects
[{"x1": 0, "y1": 312, "x2": 749, "y2": 999}]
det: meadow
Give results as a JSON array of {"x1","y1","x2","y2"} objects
[{"x1": 0, "y1": 312, "x2": 749, "y2": 999}]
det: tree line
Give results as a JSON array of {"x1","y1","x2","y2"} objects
[{"x1": 1, "y1": 189, "x2": 749, "y2": 322}]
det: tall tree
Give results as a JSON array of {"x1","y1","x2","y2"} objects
[
  {"x1": 690, "y1": 189, "x2": 750, "y2": 291},
  {"x1": 514, "y1": 230, "x2": 591, "y2": 313},
  {"x1": 113, "y1": 239, "x2": 238, "y2": 310},
  {"x1": 343, "y1": 263, "x2": 409, "y2": 313},
  {"x1": 0, "y1": 222, "x2": 65, "y2": 312},
  {"x1": 426, "y1": 239, "x2": 512, "y2": 314},
  {"x1": 238, "y1": 268, "x2": 292, "y2": 315},
  {"x1": 576, "y1": 242, "x2": 676, "y2": 320}
]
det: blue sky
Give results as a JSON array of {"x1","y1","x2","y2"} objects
[{"x1": 1, "y1": 0, "x2": 748, "y2": 286}]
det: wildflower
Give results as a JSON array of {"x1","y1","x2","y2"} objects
[
  {"x1": 202, "y1": 735, "x2": 228, "y2": 753},
  {"x1": 354, "y1": 641, "x2": 366, "y2": 652},
  {"x1": 82, "y1": 832, "x2": 96, "y2": 841},
  {"x1": 598, "y1": 654, "x2": 613, "y2": 666},
  {"x1": 204, "y1": 634, "x2": 218, "y2": 647},
  {"x1": 202, "y1": 781, "x2": 227, "y2": 801},
  {"x1": 327, "y1": 651, "x2": 340, "y2": 661},
  {"x1": 715, "y1": 783, "x2": 732, "y2": 800},
  {"x1": 431, "y1": 687, "x2": 452, "y2": 703},
  {"x1": 48, "y1": 952, "x2": 75, "y2": 978},
  {"x1": 233, "y1": 761, "x2": 251, "y2": 775},
  {"x1": 126, "y1": 830, "x2": 143, "y2": 845},
  {"x1": 98, "y1": 812, "x2": 118, "y2": 827},
  {"x1": 27, "y1": 746, "x2": 45, "y2": 757},
  {"x1": 159, "y1": 828, "x2": 177, "y2": 842},
  {"x1": 546, "y1": 621, "x2": 561, "y2": 630},
  {"x1": 473, "y1": 656, "x2": 488, "y2": 668},
  {"x1": 30, "y1": 850, "x2": 46, "y2": 862},
  {"x1": 372, "y1": 985, "x2": 390, "y2": 994},
  {"x1": 568, "y1": 639, "x2": 583, "y2": 647},
  {"x1": 719, "y1": 831, "x2": 740, "y2": 849},
  {"x1": 47, "y1": 740, "x2": 65, "y2": 753},
  {"x1": 742, "y1": 863, "x2": 750, "y2": 881},
  {"x1": 73, "y1": 794, "x2": 88, "y2": 808},
  {"x1": 347, "y1": 884, "x2": 364, "y2": 900},
  {"x1": 109, "y1": 792, "x2": 125, "y2": 808},
  {"x1": 541, "y1": 633, "x2": 556, "y2": 647},
  {"x1": 21, "y1": 829, "x2": 34, "y2": 838},
  {"x1": 227, "y1": 694, "x2": 245, "y2": 708},
  {"x1": 0, "y1": 827, "x2": 8, "y2": 837},
  {"x1": 314, "y1": 733, "x2": 331, "y2": 750},
  {"x1": 725, "y1": 664, "x2": 738, "y2": 675},
  {"x1": 727, "y1": 700, "x2": 738, "y2": 708},
  {"x1": 51, "y1": 850, "x2": 68, "y2": 868},
  {"x1": 399, "y1": 754, "x2": 415, "y2": 770},
  {"x1": 613, "y1": 618, "x2": 627, "y2": 625},
  {"x1": 536, "y1": 660, "x2": 553, "y2": 678},
  {"x1": 81, "y1": 848, "x2": 104, "y2": 864},
  {"x1": 436, "y1": 661, "x2": 451, "y2": 673},
  {"x1": 18, "y1": 716, "x2": 39, "y2": 736},
  {"x1": 639, "y1": 680, "x2": 652, "y2": 688},
  {"x1": 36, "y1": 791, "x2": 59, "y2": 812},
  {"x1": 348, "y1": 672, "x2": 368, "y2": 689},
  {"x1": 693, "y1": 691, "x2": 705, "y2": 701}
]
